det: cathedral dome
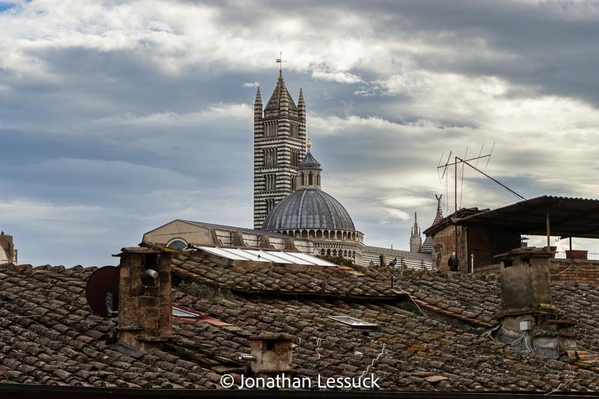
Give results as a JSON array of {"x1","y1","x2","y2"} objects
[{"x1": 261, "y1": 188, "x2": 356, "y2": 231}]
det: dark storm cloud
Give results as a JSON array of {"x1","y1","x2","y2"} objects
[
  {"x1": 3, "y1": 47, "x2": 259, "y2": 122},
  {"x1": 364, "y1": 0, "x2": 599, "y2": 107}
]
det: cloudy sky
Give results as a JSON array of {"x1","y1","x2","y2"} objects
[{"x1": 2, "y1": 0, "x2": 599, "y2": 266}]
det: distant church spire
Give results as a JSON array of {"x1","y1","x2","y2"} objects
[
  {"x1": 416, "y1": 194, "x2": 444, "y2": 254},
  {"x1": 409, "y1": 212, "x2": 423, "y2": 252}
]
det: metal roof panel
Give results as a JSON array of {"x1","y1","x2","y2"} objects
[{"x1": 193, "y1": 246, "x2": 337, "y2": 266}]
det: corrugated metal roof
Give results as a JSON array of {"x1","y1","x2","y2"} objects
[
  {"x1": 192, "y1": 246, "x2": 336, "y2": 266},
  {"x1": 458, "y1": 196, "x2": 599, "y2": 238}
]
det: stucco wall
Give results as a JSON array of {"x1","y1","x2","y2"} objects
[{"x1": 143, "y1": 221, "x2": 216, "y2": 246}]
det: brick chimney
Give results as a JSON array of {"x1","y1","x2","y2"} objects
[
  {"x1": 114, "y1": 247, "x2": 172, "y2": 350},
  {"x1": 493, "y1": 247, "x2": 576, "y2": 358}
]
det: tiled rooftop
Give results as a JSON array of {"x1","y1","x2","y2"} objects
[
  {"x1": 0, "y1": 265, "x2": 221, "y2": 389},
  {"x1": 3, "y1": 248, "x2": 599, "y2": 393}
]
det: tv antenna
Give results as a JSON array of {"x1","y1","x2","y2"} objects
[
  {"x1": 437, "y1": 143, "x2": 525, "y2": 215},
  {"x1": 437, "y1": 144, "x2": 525, "y2": 271}
]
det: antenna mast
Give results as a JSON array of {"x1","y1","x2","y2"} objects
[{"x1": 436, "y1": 144, "x2": 525, "y2": 272}]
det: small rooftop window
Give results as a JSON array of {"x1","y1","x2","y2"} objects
[
  {"x1": 328, "y1": 315, "x2": 378, "y2": 329},
  {"x1": 172, "y1": 306, "x2": 200, "y2": 318},
  {"x1": 167, "y1": 239, "x2": 188, "y2": 250}
]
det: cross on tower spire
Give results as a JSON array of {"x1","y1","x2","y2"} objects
[{"x1": 276, "y1": 51, "x2": 287, "y2": 72}]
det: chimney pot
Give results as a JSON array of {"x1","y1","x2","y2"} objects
[{"x1": 145, "y1": 269, "x2": 159, "y2": 279}]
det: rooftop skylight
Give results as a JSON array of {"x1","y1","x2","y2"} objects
[
  {"x1": 172, "y1": 306, "x2": 201, "y2": 318},
  {"x1": 328, "y1": 315, "x2": 378, "y2": 329}
]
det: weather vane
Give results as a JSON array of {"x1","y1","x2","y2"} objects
[{"x1": 276, "y1": 51, "x2": 287, "y2": 72}]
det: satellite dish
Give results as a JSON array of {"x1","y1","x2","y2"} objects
[{"x1": 86, "y1": 266, "x2": 120, "y2": 318}]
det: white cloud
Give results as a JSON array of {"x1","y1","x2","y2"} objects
[
  {"x1": 96, "y1": 103, "x2": 251, "y2": 127},
  {"x1": 311, "y1": 67, "x2": 364, "y2": 84},
  {"x1": 376, "y1": 72, "x2": 433, "y2": 97}
]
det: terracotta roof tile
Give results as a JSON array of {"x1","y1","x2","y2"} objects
[{"x1": 4, "y1": 255, "x2": 599, "y2": 393}]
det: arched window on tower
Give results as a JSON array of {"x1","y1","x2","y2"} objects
[
  {"x1": 265, "y1": 121, "x2": 277, "y2": 137},
  {"x1": 266, "y1": 199, "x2": 275, "y2": 213},
  {"x1": 265, "y1": 174, "x2": 276, "y2": 191},
  {"x1": 264, "y1": 148, "x2": 277, "y2": 168}
]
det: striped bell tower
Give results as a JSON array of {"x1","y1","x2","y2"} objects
[{"x1": 253, "y1": 70, "x2": 306, "y2": 229}]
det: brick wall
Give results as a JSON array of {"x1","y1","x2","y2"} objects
[
  {"x1": 431, "y1": 224, "x2": 460, "y2": 272},
  {"x1": 551, "y1": 259, "x2": 599, "y2": 286},
  {"x1": 473, "y1": 258, "x2": 599, "y2": 284},
  {"x1": 431, "y1": 225, "x2": 491, "y2": 273},
  {"x1": 467, "y1": 226, "x2": 493, "y2": 270},
  {"x1": 431, "y1": 224, "x2": 520, "y2": 274}
]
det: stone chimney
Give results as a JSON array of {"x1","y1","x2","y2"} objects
[
  {"x1": 248, "y1": 333, "x2": 294, "y2": 377},
  {"x1": 493, "y1": 247, "x2": 576, "y2": 358},
  {"x1": 0, "y1": 233, "x2": 17, "y2": 265},
  {"x1": 114, "y1": 247, "x2": 172, "y2": 350},
  {"x1": 498, "y1": 247, "x2": 552, "y2": 310}
]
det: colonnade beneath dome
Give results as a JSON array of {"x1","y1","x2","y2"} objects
[
  {"x1": 278, "y1": 229, "x2": 363, "y2": 243},
  {"x1": 319, "y1": 248, "x2": 356, "y2": 258},
  {"x1": 314, "y1": 240, "x2": 363, "y2": 264}
]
